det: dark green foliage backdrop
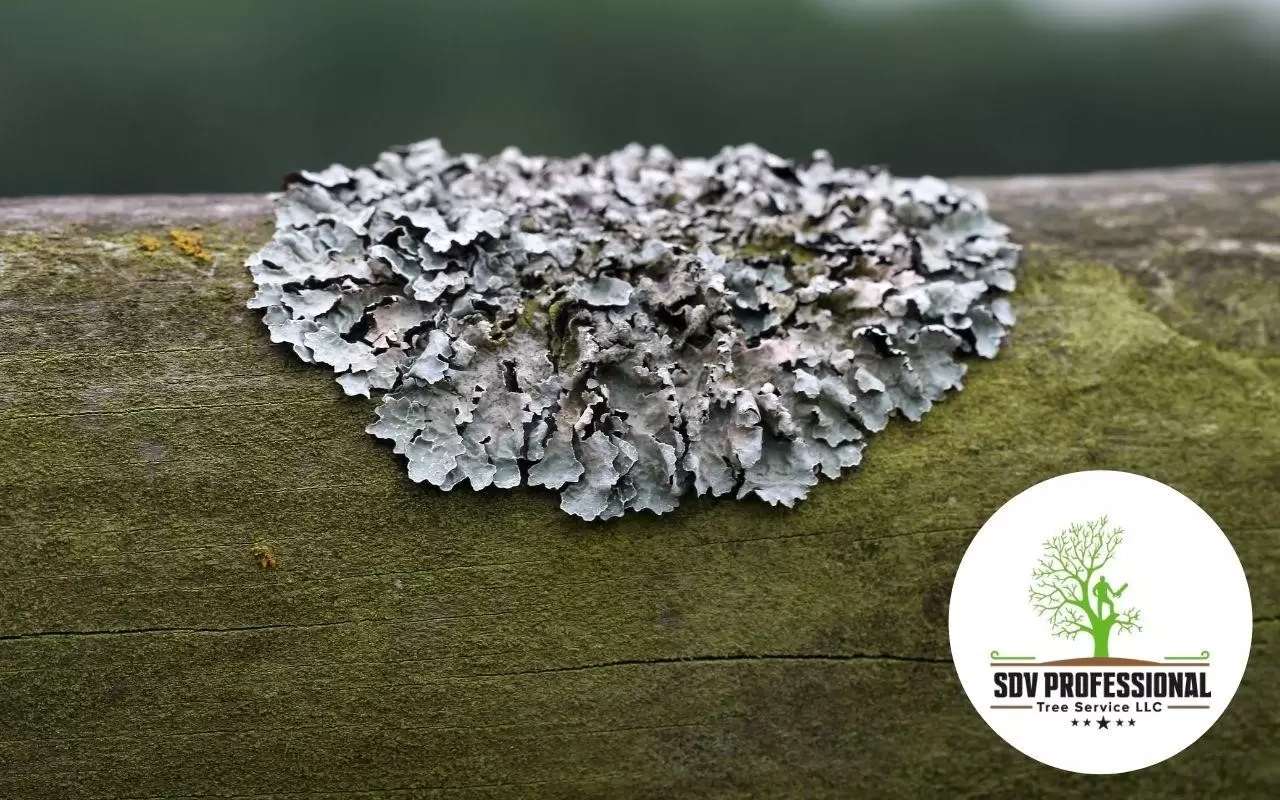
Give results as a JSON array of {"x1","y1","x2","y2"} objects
[{"x1": 1, "y1": 0, "x2": 1277, "y2": 195}]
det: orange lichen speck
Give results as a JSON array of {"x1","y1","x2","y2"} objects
[{"x1": 169, "y1": 229, "x2": 213, "y2": 263}]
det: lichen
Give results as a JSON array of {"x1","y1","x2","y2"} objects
[
  {"x1": 251, "y1": 542, "x2": 278, "y2": 570},
  {"x1": 246, "y1": 140, "x2": 1020, "y2": 520},
  {"x1": 170, "y1": 229, "x2": 213, "y2": 263}
]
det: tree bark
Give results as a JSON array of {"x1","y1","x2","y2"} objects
[{"x1": 1, "y1": 163, "x2": 1278, "y2": 798}]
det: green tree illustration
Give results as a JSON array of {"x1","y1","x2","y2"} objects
[{"x1": 1028, "y1": 516, "x2": 1142, "y2": 658}]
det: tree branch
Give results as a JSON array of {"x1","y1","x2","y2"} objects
[{"x1": 1, "y1": 162, "x2": 1276, "y2": 798}]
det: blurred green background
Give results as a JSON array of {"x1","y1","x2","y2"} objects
[{"x1": 1, "y1": 0, "x2": 1278, "y2": 196}]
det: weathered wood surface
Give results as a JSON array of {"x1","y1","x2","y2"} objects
[{"x1": 0, "y1": 164, "x2": 1278, "y2": 798}]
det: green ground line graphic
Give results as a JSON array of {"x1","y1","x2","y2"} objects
[
  {"x1": 990, "y1": 651, "x2": 1037, "y2": 661},
  {"x1": 1163, "y1": 650, "x2": 1210, "y2": 661}
]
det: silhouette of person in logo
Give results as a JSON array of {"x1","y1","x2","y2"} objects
[{"x1": 1093, "y1": 576, "x2": 1128, "y2": 619}]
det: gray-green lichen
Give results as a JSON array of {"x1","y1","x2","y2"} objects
[{"x1": 246, "y1": 140, "x2": 1019, "y2": 520}]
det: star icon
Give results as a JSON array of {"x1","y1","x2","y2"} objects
[
  {"x1": 1071, "y1": 719, "x2": 1079, "y2": 727},
  {"x1": 1096, "y1": 717, "x2": 1111, "y2": 730},
  {"x1": 1082, "y1": 719, "x2": 1091, "y2": 727},
  {"x1": 1129, "y1": 719, "x2": 1137, "y2": 727}
]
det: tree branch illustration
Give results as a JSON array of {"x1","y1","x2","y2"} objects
[{"x1": 1028, "y1": 516, "x2": 1141, "y2": 655}]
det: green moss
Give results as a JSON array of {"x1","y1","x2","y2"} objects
[
  {"x1": 514, "y1": 296, "x2": 544, "y2": 330},
  {"x1": 1130, "y1": 248, "x2": 1280, "y2": 356},
  {"x1": 546, "y1": 297, "x2": 567, "y2": 326},
  {"x1": 0, "y1": 225, "x2": 266, "y2": 300},
  {"x1": 735, "y1": 238, "x2": 817, "y2": 265},
  {"x1": 0, "y1": 226, "x2": 1277, "y2": 798}
]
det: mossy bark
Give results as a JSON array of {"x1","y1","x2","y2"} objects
[{"x1": 1, "y1": 164, "x2": 1278, "y2": 798}]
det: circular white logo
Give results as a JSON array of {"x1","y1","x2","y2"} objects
[{"x1": 949, "y1": 470, "x2": 1252, "y2": 774}]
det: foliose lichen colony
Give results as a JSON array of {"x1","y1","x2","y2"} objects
[{"x1": 247, "y1": 140, "x2": 1019, "y2": 521}]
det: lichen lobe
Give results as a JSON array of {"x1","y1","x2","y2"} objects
[{"x1": 247, "y1": 140, "x2": 1020, "y2": 520}]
